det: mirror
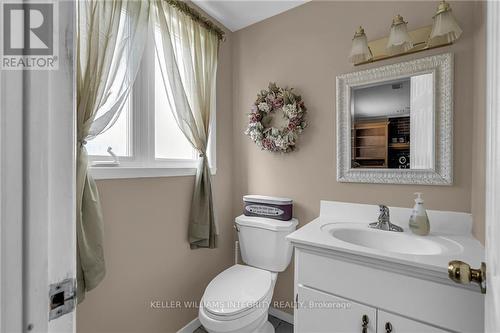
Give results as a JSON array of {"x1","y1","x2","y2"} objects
[
  {"x1": 336, "y1": 53, "x2": 453, "y2": 185},
  {"x1": 351, "y1": 73, "x2": 433, "y2": 170}
]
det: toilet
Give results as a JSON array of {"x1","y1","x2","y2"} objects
[{"x1": 199, "y1": 215, "x2": 298, "y2": 333}]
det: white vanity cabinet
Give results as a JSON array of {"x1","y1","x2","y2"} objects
[
  {"x1": 296, "y1": 285, "x2": 446, "y2": 333},
  {"x1": 288, "y1": 201, "x2": 485, "y2": 333},
  {"x1": 293, "y1": 248, "x2": 484, "y2": 333},
  {"x1": 377, "y1": 310, "x2": 449, "y2": 333},
  {"x1": 296, "y1": 285, "x2": 377, "y2": 333}
]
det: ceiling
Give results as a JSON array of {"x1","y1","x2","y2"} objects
[
  {"x1": 353, "y1": 79, "x2": 411, "y2": 119},
  {"x1": 193, "y1": 1, "x2": 309, "y2": 32}
]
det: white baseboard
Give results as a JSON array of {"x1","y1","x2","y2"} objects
[
  {"x1": 177, "y1": 317, "x2": 201, "y2": 333},
  {"x1": 268, "y1": 307, "x2": 294, "y2": 325}
]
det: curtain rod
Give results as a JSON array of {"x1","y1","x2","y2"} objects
[{"x1": 165, "y1": 0, "x2": 226, "y2": 41}]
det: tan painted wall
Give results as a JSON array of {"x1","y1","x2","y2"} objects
[
  {"x1": 231, "y1": 1, "x2": 486, "y2": 314},
  {"x1": 471, "y1": 2, "x2": 486, "y2": 244},
  {"x1": 76, "y1": 22, "x2": 235, "y2": 333}
]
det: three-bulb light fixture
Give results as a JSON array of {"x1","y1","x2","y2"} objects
[{"x1": 349, "y1": 0, "x2": 463, "y2": 65}]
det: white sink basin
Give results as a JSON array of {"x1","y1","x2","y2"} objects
[{"x1": 321, "y1": 224, "x2": 463, "y2": 256}]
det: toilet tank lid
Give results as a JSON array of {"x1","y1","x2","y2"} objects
[
  {"x1": 243, "y1": 195, "x2": 293, "y2": 205},
  {"x1": 235, "y1": 215, "x2": 298, "y2": 231}
]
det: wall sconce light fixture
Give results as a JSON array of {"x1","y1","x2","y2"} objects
[
  {"x1": 430, "y1": 0, "x2": 463, "y2": 43},
  {"x1": 349, "y1": 0, "x2": 462, "y2": 66},
  {"x1": 386, "y1": 15, "x2": 414, "y2": 55},
  {"x1": 349, "y1": 26, "x2": 372, "y2": 63}
]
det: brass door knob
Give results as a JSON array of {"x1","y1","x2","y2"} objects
[{"x1": 448, "y1": 260, "x2": 486, "y2": 294}]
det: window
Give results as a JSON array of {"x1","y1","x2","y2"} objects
[
  {"x1": 86, "y1": 100, "x2": 132, "y2": 157},
  {"x1": 154, "y1": 52, "x2": 196, "y2": 160},
  {"x1": 87, "y1": 33, "x2": 215, "y2": 179}
]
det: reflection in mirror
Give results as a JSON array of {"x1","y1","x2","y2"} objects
[{"x1": 350, "y1": 73, "x2": 434, "y2": 170}]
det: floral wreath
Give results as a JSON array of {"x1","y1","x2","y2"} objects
[{"x1": 245, "y1": 83, "x2": 307, "y2": 153}]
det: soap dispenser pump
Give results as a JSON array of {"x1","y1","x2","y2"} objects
[{"x1": 409, "y1": 192, "x2": 430, "y2": 236}]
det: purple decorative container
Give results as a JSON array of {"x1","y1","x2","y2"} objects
[{"x1": 243, "y1": 195, "x2": 293, "y2": 221}]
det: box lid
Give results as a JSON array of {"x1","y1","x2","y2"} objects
[{"x1": 243, "y1": 195, "x2": 293, "y2": 205}]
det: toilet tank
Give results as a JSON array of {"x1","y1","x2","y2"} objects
[{"x1": 235, "y1": 215, "x2": 298, "y2": 272}]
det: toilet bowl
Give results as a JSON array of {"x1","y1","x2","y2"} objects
[
  {"x1": 199, "y1": 215, "x2": 298, "y2": 333},
  {"x1": 199, "y1": 265, "x2": 277, "y2": 333}
]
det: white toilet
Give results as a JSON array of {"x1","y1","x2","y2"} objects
[{"x1": 199, "y1": 215, "x2": 298, "y2": 333}]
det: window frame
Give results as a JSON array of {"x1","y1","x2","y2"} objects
[{"x1": 88, "y1": 34, "x2": 216, "y2": 180}]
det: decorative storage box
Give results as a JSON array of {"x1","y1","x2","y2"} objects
[{"x1": 243, "y1": 195, "x2": 293, "y2": 221}]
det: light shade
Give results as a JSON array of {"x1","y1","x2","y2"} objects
[
  {"x1": 386, "y1": 15, "x2": 414, "y2": 55},
  {"x1": 430, "y1": 1, "x2": 462, "y2": 43},
  {"x1": 349, "y1": 26, "x2": 372, "y2": 64}
]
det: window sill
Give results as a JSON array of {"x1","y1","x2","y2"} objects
[{"x1": 90, "y1": 166, "x2": 217, "y2": 180}]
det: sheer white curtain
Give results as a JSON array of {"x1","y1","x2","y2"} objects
[
  {"x1": 151, "y1": 0, "x2": 220, "y2": 249},
  {"x1": 76, "y1": 0, "x2": 149, "y2": 301},
  {"x1": 410, "y1": 74, "x2": 435, "y2": 169}
]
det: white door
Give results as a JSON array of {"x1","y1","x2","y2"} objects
[
  {"x1": 0, "y1": 1, "x2": 76, "y2": 332},
  {"x1": 377, "y1": 310, "x2": 449, "y2": 333},
  {"x1": 485, "y1": 1, "x2": 500, "y2": 332},
  {"x1": 0, "y1": 52, "x2": 24, "y2": 333},
  {"x1": 296, "y1": 285, "x2": 377, "y2": 333}
]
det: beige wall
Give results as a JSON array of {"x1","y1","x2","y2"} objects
[
  {"x1": 76, "y1": 22, "x2": 235, "y2": 333},
  {"x1": 232, "y1": 1, "x2": 486, "y2": 314},
  {"x1": 471, "y1": 2, "x2": 486, "y2": 244}
]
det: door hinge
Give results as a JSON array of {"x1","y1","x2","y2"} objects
[{"x1": 49, "y1": 278, "x2": 76, "y2": 320}]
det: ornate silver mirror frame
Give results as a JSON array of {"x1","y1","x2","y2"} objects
[{"x1": 336, "y1": 53, "x2": 453, "y2": 185}]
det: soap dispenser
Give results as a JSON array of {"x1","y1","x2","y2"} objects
[{"x1": 409, "y1": 192, "x2": 430, "y2": 236}]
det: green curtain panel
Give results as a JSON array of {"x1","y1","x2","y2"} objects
[
  {"x1": 75, "y1": 0, "x2": 221, "y2": 302},
  {"x1": 152, "y1": 0, "x2": 220, "y2": 249},
  {"x1": 76, "y1": 0, "x2": 149, "y2": 302}
]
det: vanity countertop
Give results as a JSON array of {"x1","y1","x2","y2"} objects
[{"x1": 287, "y1": 201, "x2": 484, "y2": 280}]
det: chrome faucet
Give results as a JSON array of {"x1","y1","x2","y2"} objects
[{"x1": 369, "y1": 205, "x2": 404, "y2": 232}]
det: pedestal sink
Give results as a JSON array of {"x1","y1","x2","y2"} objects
[{"x1": 320, "y1": 223, "x2": 463, "y2": 255}]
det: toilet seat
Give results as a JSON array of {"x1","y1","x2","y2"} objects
[{"x1": 201, "y1": 265, "x2": 273, "y2": 321}]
